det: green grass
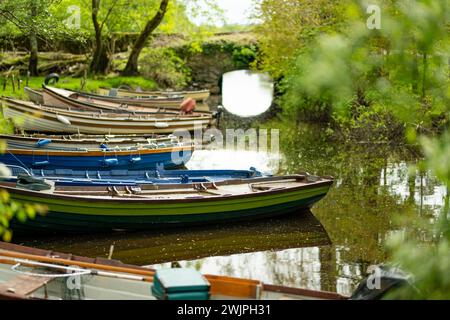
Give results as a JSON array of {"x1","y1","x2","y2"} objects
[{"x1": 0, "y1": 76, "x2": 158, "y2": 99}]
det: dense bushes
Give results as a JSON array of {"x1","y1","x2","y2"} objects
[{"x1": 139, "y1": 47, "x2": 190, "y2": 89}]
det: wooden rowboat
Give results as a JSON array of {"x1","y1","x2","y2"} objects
[
  {"x1": 76, "y1": 89, "x2": 211, "y2": 113},
  {"x1": 1, "y1": 165, "x2": 262, "y2": 186},
  {"x1": 1, "y1": 98, "x2": 213, "y2": 134},
  {"x1": 0, "y1": 137, "x2": 194, "y2": 170},
  {"x1": 0, "y1": 242, "x2": 346, "y2": 300},
  {"x1": 98, "y1": 87, "x2": 211, "y2": 102},
  {"x1": 0, "y1": 133, "x2": 180, "y2": 151},
  {"x1": 0, "y1": 174, "x2": 333, "y2": 233},
  {"x1": 42, "y1": 86, "x2": 213, "y2": 116},
  {"x1": 24, "y1": 87, "x2": 44, "y2": 105}
]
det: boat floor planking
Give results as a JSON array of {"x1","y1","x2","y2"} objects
[
  {"x1": 53, "y1": 178, "x2": 316, "y2": 199},
  {"x1": 43, "y1": 86, "x2": 213, "y2": 115},
  {"x1": 2, "y1": 133, "x2": 175, "y2": 146},
  {"x1": 28, "y1": 86, "x2": 212, "y2": 113}
]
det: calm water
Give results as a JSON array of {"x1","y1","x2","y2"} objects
[
  {"x1": 11, "y1": 71, "x2": 446, "y2": 296},
  {"x1": 14, "y1": 124, "x2": 446, "y2": 296}
]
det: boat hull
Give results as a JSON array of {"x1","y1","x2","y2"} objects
[
  {"x1": 0, "y1": 147, "x2": 193, "y2": 170},
  {"x1": 0, "y1": 134, "x2": 174, "y2": 150},
  {"x1": 43, "y1": 86, "x2": 186, "y2": 112},
  {"x1": 1, "y1": 98, "x2": 211, "y2": 134},
  {"x1": 1, "y1": 168, "x2": 261, "y2": 186},
  {"x1": 98, "y1": 88, "x2": 210, "y2": 101},
  {"x1": 24, "y1": 87, "x2": 45, "y2": 105},
  {"x1": 5, "y1": 182, "x2": 331, "y2": 233}
]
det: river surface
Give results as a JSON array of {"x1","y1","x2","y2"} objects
[
  {"x1": 13, "y1": 123, "x2": 446, "y2": 296},
  {"x1": 11, "y1": 71, "x2": 447, "y2": 296}
]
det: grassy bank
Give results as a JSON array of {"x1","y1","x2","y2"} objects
[{"x1": 0, "y1": 76, "x2": 158, "y2": 99}]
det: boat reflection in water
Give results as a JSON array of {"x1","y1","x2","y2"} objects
[{"x1": 15, "y1": 210, "x2": 331, "y2": 290}]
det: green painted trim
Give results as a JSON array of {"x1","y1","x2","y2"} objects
[
  {"x1": 12, "y1": 195, "x2": 326, "y2": 233},
  {"x1": 8, "y1": 185, "x2": 330, "y2": 216}
]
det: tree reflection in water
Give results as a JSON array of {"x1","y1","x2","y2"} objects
[{"x1": 15, "y1": 123, "x2": 446, "y2": 296}]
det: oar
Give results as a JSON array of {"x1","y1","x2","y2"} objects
[
  {"x1": 0, "y1": 256, "x2": 152, "y2": 282},
  {"x1": 0, "y1": 250, "x2": 155, "y2": 278},
  {"x1": 0, "y1": 249, "x2": 265, "y2": 299}
]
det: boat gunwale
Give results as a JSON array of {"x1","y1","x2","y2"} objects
[
  {"x1": 43, "y1": 85, "x2": 213, "y2": 116},
  {"x1": 0, "y1": 133, "x2": 172, "y2": 144},
  {"x1": 44, "y1": 85, "x2": 180, "y2": 112},
  {"x1": 4, "y1": 144, "x2": 195, "y2": 157},
  {"x1": 98, "y1": 87, "x2": 211, "y2": 99}
]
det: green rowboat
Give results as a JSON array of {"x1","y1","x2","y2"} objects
[{"x1": 0, "y1": 174, "x2": 333, "y2": 233}]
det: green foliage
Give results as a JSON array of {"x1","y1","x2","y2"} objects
[
  {"x1": 0, "y1": 188, "x2": 47, "y2": 242},
  {"x1": 0, "y1": 0, "x2": 80, "y2": 41},
  {"x1": 232, "y1": 45, "x2": 258, "y2": 69},
  {"x1": 256, "y1": 0, "x2": 449, "y2": 298},
  {"x1": 53, "y1": 0, "x2": 190, "y2": 35},
  {"x1": 387, "y1": 204, "x2": 450, "y2": 299},
  {"x1": 0, "y1": 76, "x2": 157, "y2": 99},
  {"x1": 0, "y1": 107, "x2": 47, "y2": 241},
  {"x1": 254, "y1": 0, "x2": 346, "y2": 78},
  {"x1": 139, "y1": 47, "x2": 190, "y2": 89},
  {"x1": 276, "y1": 1, "x2": 449, "y2": 138}
]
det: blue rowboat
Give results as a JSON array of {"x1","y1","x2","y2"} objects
[
  {"x1": 0, "y1": 143, "x2": 194, "y2": 170},
  {"x1": 0, "y1": 166, "x2": 263, "y2": 187}
]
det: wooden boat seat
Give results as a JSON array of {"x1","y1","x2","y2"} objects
[{"x1": 0, "y1": 274, "x2": 54, "y2": 297}]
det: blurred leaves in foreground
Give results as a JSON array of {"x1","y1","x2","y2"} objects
[
  {"x1": 256, "y1": 0, "x2": 449, "y2": 299},
  {"x1": 0, "y1": 111, "x2": 47, "y2": 241}
]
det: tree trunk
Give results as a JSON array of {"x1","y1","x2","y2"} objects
[
  {"x1": 122, "y1": 0, "x2": 169, "y2": 76},
  {"x1": 421, "y1": 51, "x2": 428, "y2": 101},
  {"x1": 28, "y1": 3, "x2": 39, "y2": 76},
  {"x1": 90, "y1": 0, "x2": 110, "y2": 75}
]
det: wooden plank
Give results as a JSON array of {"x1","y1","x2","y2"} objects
[
  {"x1": 205, "y1": 275, "x2": 261, "y2": 299},
  {"x1": 0, "y1": 275, "x2": 53, "y2": 296},
  {"x1": 263, "y1": 284, "x2": 348, "y2": 300},
  {"x1": 0, "y1": 249, "x2": 156, "y2": 278}
]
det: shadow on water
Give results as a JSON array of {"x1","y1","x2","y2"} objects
[{"x1": 14, "y1": 210, "x2": 330, "y2": 266}]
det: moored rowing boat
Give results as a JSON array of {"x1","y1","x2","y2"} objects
[
  {"x1": 42, "y1": 86, "x2": 212, "y2": 115},
  {"x1": 26, "y1": 86, "x2": 212, "y2": 113},
  {"x1": 0, "y1": 133, "x2": 179, "y2": 151},
  {"x1": 43, "y1": 85, "x2": 190, "y2": 112},
  {"x1": 98, "y1": 87, "x2": 211, "y2": 102},
  {"x1": 24, "y1": 87, "x2": 44, "y2": 105},
  {"x1": 1, "y1": 98, "x2": 213, "y2": 134},
  {"x1": 0, "y1": 174, "x2": 334, "y2": 233},
  {"x1": 0, "y1": 140, "x2": 194, "y2": 170},
  {"x1": 1, "y1": 165, "x2": 262, "y2": 186},
  {"x1": 0, "y1": 242, "x2": 347, "y2": 300}
]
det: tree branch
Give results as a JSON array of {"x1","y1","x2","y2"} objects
[{"x1": 99, "y1": 0, "x2": 120, "y2": 32}]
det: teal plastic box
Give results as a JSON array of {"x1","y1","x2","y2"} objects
[{"x1": 152, "y1": 268, "x2": 211, "y2": 300}]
